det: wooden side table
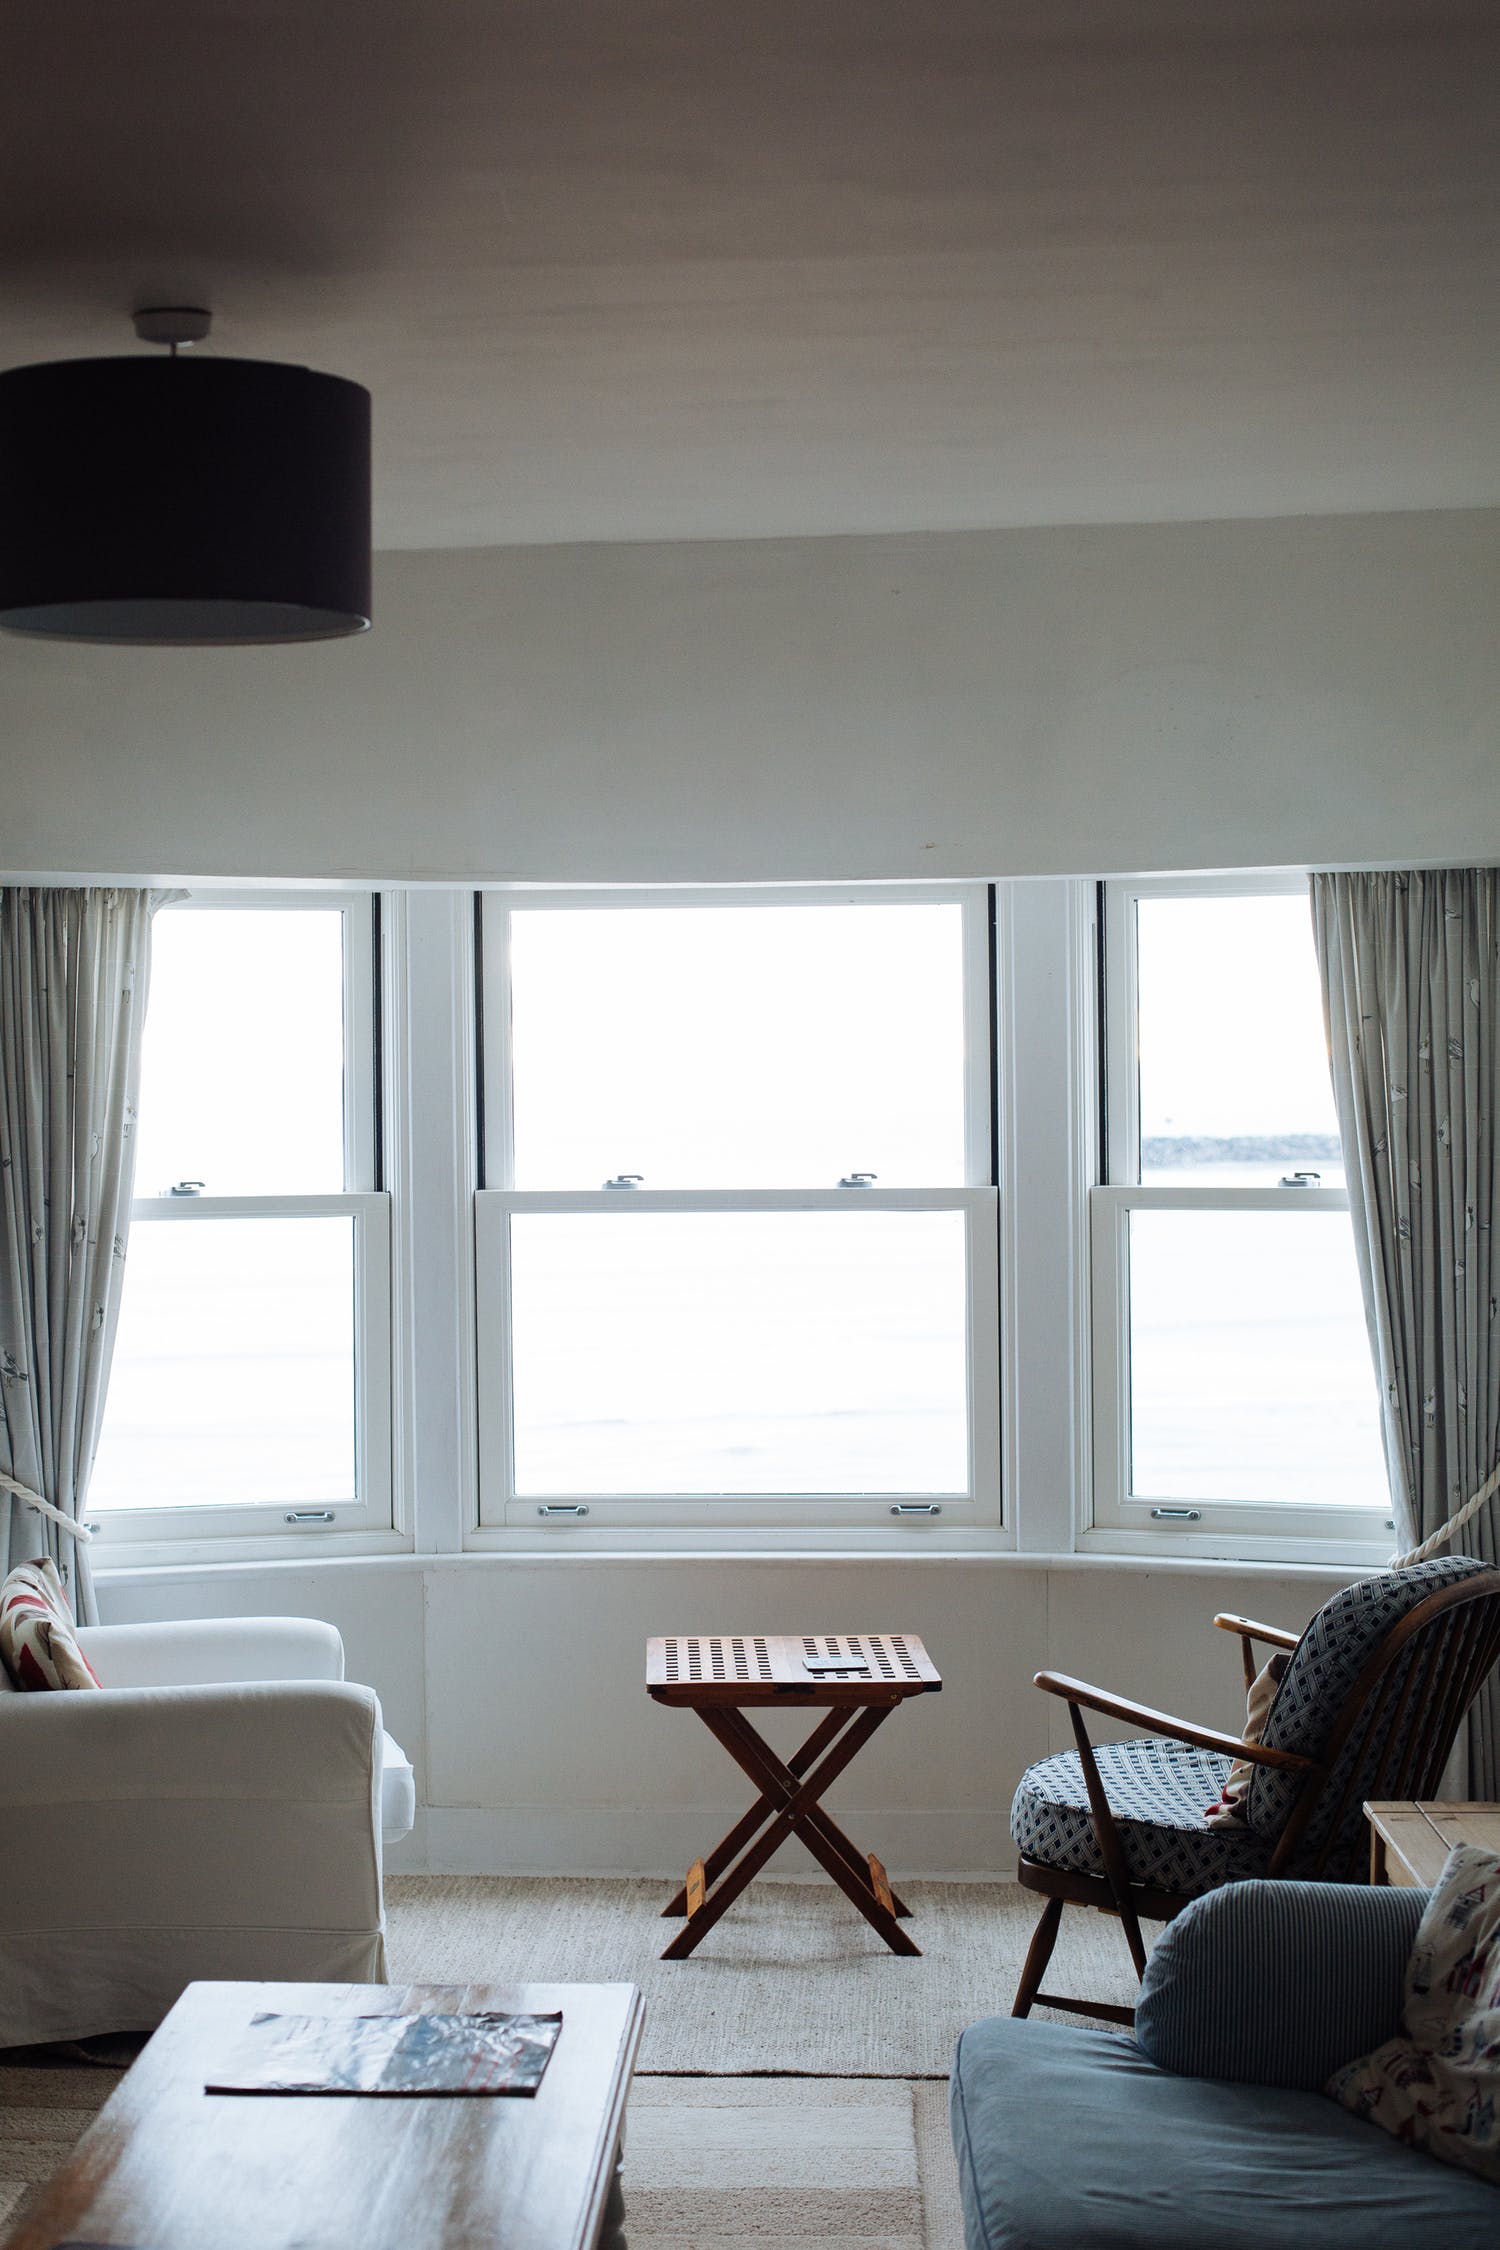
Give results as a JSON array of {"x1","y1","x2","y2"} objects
[
  {"x1": 646, "y1": 1631, "x2": 942, "y2": 1960},
  {"x1": 1365, "y1": 1799, "x2": 1500, "y2": 1887}
]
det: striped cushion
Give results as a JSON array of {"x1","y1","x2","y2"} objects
[
  {"x1": 1010, "y1": 1738, "x2": 1270, "y2": 1896},
  {"x1": 1135, "y1": 1878, "x2": 1426, "y2": 2088}
]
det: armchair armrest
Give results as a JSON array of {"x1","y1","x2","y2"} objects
[
  {"x1": 0, "y1": 1681, "x2": 385, "y2": 1942},
  {"x1": 1034, "y1": 1670, "x2": 1317, "y2": 1773},
  {"x1": 0, "y1": 1678, "x2": 378, "y2": 1805},
  {"x1": 1135, "y1": 1879, "x2": 1426, "y2": 2088},
  {"x1": 76, "y1": 1616, "x2": 345, "y2": 1690}
]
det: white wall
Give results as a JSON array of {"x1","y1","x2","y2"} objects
[
  {"x1": 4, "y1": 507, "x2": 1498, "y2": 887},
  {"x1": 95, "y1": 1551, "x2": 1355, "y2": 1878}
]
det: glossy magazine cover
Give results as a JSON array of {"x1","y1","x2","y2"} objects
[{"x1": 207, "y1": 2010, "x2": 564, "y2": 2096}]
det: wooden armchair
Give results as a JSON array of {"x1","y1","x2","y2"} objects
[{"x1": 1009, "y1": 1554, "x2": 1500, "y2": 2024}]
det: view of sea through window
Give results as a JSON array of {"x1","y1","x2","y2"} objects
[
  {"x1": 509, "y1": 902, "x2": 967, "y2": 1189},
  {"x1": 1136, "y1": 891, "x2": 1344, "y2": 1187},
  {"x1": 89, "y1": 907, "x2": 355, "y2": 1514},
  {"x1": 1127, "y1": 891, "x2": 1385, "y2": 1512},
  {"x1": 499, "y1": 900, "x2": 975, "y2": 1502},
  {"x1": 509, "y1": 1208, "x2": 970, "y2": 1496}
]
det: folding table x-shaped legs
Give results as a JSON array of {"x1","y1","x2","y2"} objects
[{"x1": 646, "y1": 1633, "x2": 942, "y2": 1960}]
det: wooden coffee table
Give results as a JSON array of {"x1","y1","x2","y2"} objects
[
  {"x1": 647, "y1": 1631, "x2": 942, "y2": 1960},
  {"x1": 3, "y1": 1978, "x2": 644, "y2": 2250}
]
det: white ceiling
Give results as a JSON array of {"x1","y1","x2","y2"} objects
[{"x1": 2, "y1": 1, "x2": 1497, "y2": 549}]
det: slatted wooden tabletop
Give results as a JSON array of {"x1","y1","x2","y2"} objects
[{"x1": 647, "y1": 1631, "x2": 941, "y2": 1706}]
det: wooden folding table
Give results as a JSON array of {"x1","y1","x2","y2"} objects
[{"x1": 646, "y1": 1631, "x2": 942, "y2": 1959}]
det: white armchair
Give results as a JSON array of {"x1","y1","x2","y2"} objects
[{"x1": 0, "y1": 1615, "x2": 415, "y2": 2047}]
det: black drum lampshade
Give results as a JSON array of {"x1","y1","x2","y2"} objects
[{"x1": 0, "y1": 352, "x2": 372, "y2": 644}]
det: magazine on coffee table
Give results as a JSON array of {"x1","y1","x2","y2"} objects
[{"x1": 207, "y1": 2009, "x2": 564, "y2": 2096}]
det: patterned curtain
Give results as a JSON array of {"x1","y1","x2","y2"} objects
[
  {"x1": 0, "y1": 888, "x2": 164, "y2": 1623},
  {"x1": 1311, "y1": 869, "x2": 1500, "y2": 1795}
]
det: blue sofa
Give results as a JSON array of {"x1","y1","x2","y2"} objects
[{"x1": 950, "y1": 1880, "x2": 1500, "y2": 2250}]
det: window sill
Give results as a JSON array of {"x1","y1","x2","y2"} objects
[
  {"x1": 88, "y1": 1527, "x2": 413, "y2": 1573},
  {"x1": 1077, "y1": 1526, "x2": 1392, "y2": 1571},
  {"x1": 93, "y1": 1543, "x2": 1371, "y2": 1587},
  {"x1": 464, "y1": 1523, "x2": 1015, "y2": 1556}
]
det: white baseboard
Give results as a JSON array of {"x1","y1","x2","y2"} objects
[{"x1": 389, "y1": 1804, "x2": 1015, "y2": 1880}]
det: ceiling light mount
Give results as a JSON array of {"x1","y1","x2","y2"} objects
[
  {"x1": 131, "y1": 305, "x2": 213, "y2": 351},
  {"x1": 0, "y1": 311, "x2": 372, "y2": 645}
]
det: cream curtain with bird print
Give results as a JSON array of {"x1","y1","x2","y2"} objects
[
  {"x1": 1312, "y1": 868, "x2": 1500, "y2": 1794},
  {"x1": 0, "y1": 888, "x2": 166, "y2": 1623}
]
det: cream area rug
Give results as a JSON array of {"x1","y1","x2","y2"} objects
[
  {"x1": 384, "y1": 1876, "x2": 1147, "y2": 2075},
  {"x1": 624, "y1": 2077, "x2": 965, "y2": 2250},
  {"x1": 0, "y1": 2059, "x2": 120, "y2": 2238}
]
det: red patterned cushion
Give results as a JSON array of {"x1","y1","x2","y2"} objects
[{"x1": 0, "y1": 1556, "x2": 100, "y2": 1690}]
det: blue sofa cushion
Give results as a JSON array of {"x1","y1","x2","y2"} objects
[
  {"x1": 1010, "y1": 1737, "x2": 1270, "y2": 1895},
  {"x1": 950, "y1": 2016, "x2": 1500, "y2": 2250},
  {"x1": 1136, "y1": 1878, "x2": 1426, "y2": 2088}
]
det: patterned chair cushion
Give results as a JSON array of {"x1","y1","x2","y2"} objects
[
  {"x1": 1247, "y1": 1554, "x2": 1489, "y2": 1872},
  {"x1": 1011, "y1": 1738, "x2": 1272, "y2": 1897}
]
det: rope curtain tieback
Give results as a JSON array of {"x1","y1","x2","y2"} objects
[
  {"x1": 0, "y1": 1468, "x2": 94, "y2": 1544},
  {"x1": 1392, "y1": 1462, "x2": 1500, "y2": 1570}
]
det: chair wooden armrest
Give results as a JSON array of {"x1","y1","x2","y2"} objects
[
  {"x1": 1212, "y1": 1612, "x2": 1301, "y2": 1651},
  {"x1": 1026, "y1": 1670, "x2": 1320, "y2": 1996},
  {"x1": 1033, "y1": 1670, "x2": 1318, "y2": 1773},
  {"x1": 1212, "y1": 1611, "x2": 1302, "y2": 1691}
]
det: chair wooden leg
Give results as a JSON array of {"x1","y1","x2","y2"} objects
[{"x1": 1011, "y1": 1894, "x2": 1064, "y2": 2018}]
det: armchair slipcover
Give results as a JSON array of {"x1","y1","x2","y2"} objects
[{"x1": 0, "y1": 1615, "x2": 415, "y2": 2046}]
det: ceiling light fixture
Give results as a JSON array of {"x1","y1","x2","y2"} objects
[{"x1": 0, "y1": 308, "x2": 371, "y2": 644}]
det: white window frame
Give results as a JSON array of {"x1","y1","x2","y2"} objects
[
  {"x1": 1086, "y1": 871, "x2": 1393, "y2": 1566},
  {"x1": 474, "y1": 884, "x2": 1003, "y2": 1544},
  {"x1": 87, "y1": 889, "x2": 395, "y2": 1559}
]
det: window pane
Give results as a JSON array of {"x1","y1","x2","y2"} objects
[
  {"x1": 1136, "y1": 894, "x2": 1343, "y2": 1186},
  {"x1": 508, "y1": 904, "x2": 967, "y2": 1188},
  {"x1": 89, "y1": 1217, "x2": 356, "y2": 1510},
  {"x1": 1128, "y1": 1208, "x2": 1385, "y2": 1508},
  {"x1": 508, "y1": 1210, "x2": 968, "y2": 1495},
  {"x1": 132, "y1": 909, "x2": 346, "y2": 1197}
]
